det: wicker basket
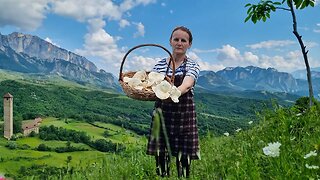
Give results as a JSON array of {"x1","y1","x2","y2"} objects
[{"x1": 119, "y1": 44, "x2": 175, "y2": 101}]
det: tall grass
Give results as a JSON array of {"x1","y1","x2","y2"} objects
[{"x1": 7, "y1": 101, "x2": 320, "y2": 179}]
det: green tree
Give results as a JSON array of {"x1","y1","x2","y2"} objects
[{"x1": 245, "y1": 0, "x2": 315, "y2": 107}]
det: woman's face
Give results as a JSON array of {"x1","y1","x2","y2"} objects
[{"x1": 170, "y1": 29, "x2": 191, "y2": 56}]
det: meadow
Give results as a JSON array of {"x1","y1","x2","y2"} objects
[
  {"x1": 0, "y1": 98, "x2": 319, "y2": 179},
  {"x1": 0, "y1": 117, "x2": 145, "y2": 178}
]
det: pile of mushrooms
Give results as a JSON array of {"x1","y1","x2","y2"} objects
[{"x1": 123, "y1": 70, "x2": 181, "y2": 103}]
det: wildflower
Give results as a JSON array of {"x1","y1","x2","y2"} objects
[
  {"x1": 305, "y1": 164, "x2": 319, "y2": 169},
  {"x1": 296, "y1": 113, "x2": 302, "y2": 116},
  {"x1": 304, "y1": 150, "x2": 317, "y2": 159},
  {"x1": 263, "y1": 142, "x2": 281, "y2": 157},
  {"x1": 248, "y1": 121, "x2": 253, "y2": 125},
  {"x1": 223, "y1": 132, "x2": 229, "y2": 136},
  {"x1": 235, "y1": 128, "x2": 242, "y2": 132}
]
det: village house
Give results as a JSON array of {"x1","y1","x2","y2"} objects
[{"x1": 21, "y1": 117, "x2": 42, "y2": 136}]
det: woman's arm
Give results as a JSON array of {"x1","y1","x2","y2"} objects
[{"x1": 178, "y1": 76, "x2": 195, "y2": 95}]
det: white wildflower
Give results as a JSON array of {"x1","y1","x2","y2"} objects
[
  {"x1": 296, "y1": 113, "x2": 302, "y2": 116},
  {"x1": 248, "y1": 121, "x2": 253, "y2": 125},
  {"x1": 305, "y1": 164, "x2": 319, "y2": 169},
  {"x1": 223, "y1": 132, "x2": 229, "y2": 136},
  {"x1": 235, "y1": 128, "x2": 242, "y2": 132},
  {"x1": 304, "y1": 150, "x2": 317, "y2": 159},
  {"x1": 263, "y1": 142, "x2": 281, "y2": 157}
]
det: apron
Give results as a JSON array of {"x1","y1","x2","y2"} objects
[{"x1": 146, "y1": 62, "x2": 200, "y2": 160}]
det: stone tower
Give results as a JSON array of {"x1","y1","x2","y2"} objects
[{"x1": 3, "y1": 93, "x2": 13, "y2": 140}]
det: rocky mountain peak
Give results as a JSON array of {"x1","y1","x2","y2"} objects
[
  {"x1": 0, "y1": 32, "x2": 120, "y2": 91},
  {"x1": 2, "y1": 32, "x2": 98, "y2": 72}
]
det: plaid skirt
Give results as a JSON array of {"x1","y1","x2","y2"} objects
[{"x1": 146, "y1": 90, "x2": 200, "y2": 160}]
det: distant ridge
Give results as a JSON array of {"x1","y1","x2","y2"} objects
[
  {"x1": 197, "y1": 66, "x2": 319, "y2": 97},
  {"x1": 0, "y1": 32, "x2": 120, "y2": 91}
]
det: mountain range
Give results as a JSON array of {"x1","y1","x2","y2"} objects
[
  {"x1": 198, "y1": 66, "x2": 320, "y2": 97},
  {"x1": 0, "y1": 32, "x2": 120, "y2": 91},
  {"x1": 0, "y1": 32, "x2": 319, "y2": 98}
]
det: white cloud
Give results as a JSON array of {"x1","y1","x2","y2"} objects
[
  {"x1": 188, "y1": 51, "x2": 224, "y2": 72},
  {"x1": 74, "y1": 18, "x2": 124, "y2": 74},
  {"x1": 313, "y1": 29, "x2": 320, "y2": 33},
  {"x1": 311, "y1": 22, "x2": 320, "y2": 33},
  {"x1": 193, "y1": 48, "x2": 217, "y2": 53},
  {"x1": 123, "y1": 56, "x2": 158, "y2": 72},
  {"x1": 120, "y1": 0, "x2": 156, "y2": 12},
  {"x1": 44, "y1": 37, "x2": 53, "y2": 44},
  {"x1": 0, "y1": 0, "x2": 49, "y2": 31},
  {"x1": 216, "y1": 44, "x2": 242, "y2": 61},
  {"x1": 246, "y1": 40, "x2": 295, "y2": 49},
  {"x1": 133, "y1": 22, "x2": 145, "y2": 38},
  {"x1": 74, "y1": 19, "x2": 156, "y2": 75},
  {"x1": 187, "y1": 51, "x2": 201, "y2": 60},
  {"x1": 44, "y1": 37, "x2": 59, "y2": 47},
  {"x1": 211, "y1": 44, "x2": 312, "y2": 72},
  {"x1": 243, "y1": 52, "x2": 259, "y2": 64},
  {"x1": 304, "y1": 41, "x2": 319, "y2": 48},
  {"x1": 51, "y1": 0, "x2": 122, "y2": 21},
  {"x1": 119, "y1": 19, "x2": 130, "y2": 28},
  {"x1": 161, "y1": 2, "x2": 166, "y2": 7},
  {"x1": 198, "y1": 60, "x2": 225, "y2": 72}
]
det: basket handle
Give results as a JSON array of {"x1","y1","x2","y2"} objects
[{"x1": 118, "y1": 44, "x2": 175, "y2": 84}]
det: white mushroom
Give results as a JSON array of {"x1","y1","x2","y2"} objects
[
  {"x1": 123, "y1": 76, "x2": 131, "y2": 83},
  {"x1": 133, "y1": 70, "x2": 147, "y2": 81},
  {"x1": 148, "y1": 72, "x2": 165, "y2": 86},
  {"x1": 127, "y1": 78, "x2": 142, "y2": 88},
  {"x1": 170, "y1": 86, "x2": 181, "y2": 103},
  {"x1": 152, "y1": 80, "x2": 171, "y2": 100}
]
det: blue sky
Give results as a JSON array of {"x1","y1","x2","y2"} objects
[{"x1": 0, "y1": 0, "x2": 319, "y2": 76}]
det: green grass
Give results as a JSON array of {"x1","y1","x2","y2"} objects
[
  {"x1": 0, "y1": 117, "x2": 147, "y2": 178},
  {"x1": 4, "y1": 101, "x2": 316, "y2": 180},
  {"x1": 1, "y1": 103, "x2": 319, "y2": 179},
  {"x1": 40, "y1": 117, "x2": 144, "y2": 144},
  {"x1": 0, "y1": 144, "x2": 106, "y2": 176}
]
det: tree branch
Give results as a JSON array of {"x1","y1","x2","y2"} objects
[{"x1": 276, "y1": 7, "x2": 291, "y2": 11}]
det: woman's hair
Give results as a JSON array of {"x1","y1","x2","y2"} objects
[{"x1": 170, "y1": 26, "x2": 193, "y2": 44}]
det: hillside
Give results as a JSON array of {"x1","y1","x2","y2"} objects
[
  {"x1": 0, "y1": 65, "x2": 316, "y2": 179},
  {"x1": 0, "y1": 68, "x2": 274, "y2": 137},
  {"x1": 1, "y1": 97, "x2": 318, "y2": 179}
]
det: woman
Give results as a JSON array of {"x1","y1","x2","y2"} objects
[{"x1": 146, "y1": 26, "x2": 200, "y2": 178}]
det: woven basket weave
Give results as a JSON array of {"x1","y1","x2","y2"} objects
[{"x1": 118, "y1": 44, "x2": 175, "y2": 101}]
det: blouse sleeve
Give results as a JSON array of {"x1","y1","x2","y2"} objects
[{"x1": 185, "y1": 59, "x2": 200, "y2": 82}]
